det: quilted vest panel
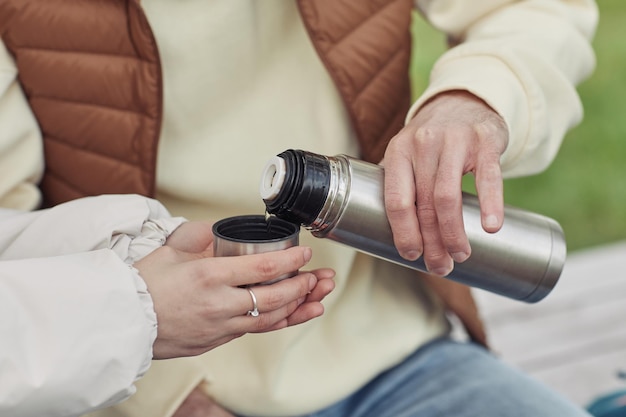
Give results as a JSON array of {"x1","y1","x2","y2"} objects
[
  {"x1": 0, "y1": 0, "x2": 161, "y2": 207},
  {"x1": 297, "y1": 0, "x2": 413, "y2": 163}
]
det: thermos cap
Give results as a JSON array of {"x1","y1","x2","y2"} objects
[
  {"x1": 260, "y1": 156, "x2": 287, "y2": 200},
  {"x1": 259, "y1": 150, "x2": 332, "y2": 226}
]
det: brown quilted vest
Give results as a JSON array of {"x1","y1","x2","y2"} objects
[{"x1": 0, "y1": 0, "x2": 486, "y2": 345}]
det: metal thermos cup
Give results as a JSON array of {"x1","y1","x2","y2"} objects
[
  {"x1": 259, "y1": 149, "x2": 566, "y2": 302},
  {"x1": 213, "y1": 215, "x2": 300, "y2": 284}
]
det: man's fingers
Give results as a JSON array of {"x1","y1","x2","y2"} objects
[
  {"x1": 383, "y1": 140, "x2": 422, "y2": 261},
  {"x1": 475, "y1": 154, "x2": 505, "y2": 233},
  {"x1": 434, "y1": 134, "x2": 471, "y2": 264},
  {"x1": 412, "y1": 126, "x2": 454, "y2": 276}
]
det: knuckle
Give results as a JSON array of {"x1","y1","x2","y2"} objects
[
  {"x1": 441, "y1": 232, "x2": 466, "y2": 252},
  {"x1": 416, "y1": 204, "x2": 437, "y2": 226},
  {"x1": 476, "y1": 118, "x2": 508, "y2": 151},
  {"x1": 253, "y1": 313, "x2": 275, "y2": 331},
  {"x1": 433, "y1": 187, "x2": 457, "y2": 211},
  {"x1": 480, "y1": 162, "x2": 502, "y2": 182},
  {"x1": 201, "y1": 300, "x2": 227, "y2": 318},
  {"x1": 385, "y1": 192, "x2": 414, "y2": 217},
  {"x1": 415, "y1": 125, "x2": 438, "y2": 141},
  {"x1": 414, "y1": 126, "x2": 443, "y2": 149},
  {"x1": 424, "y1": 251, "x2": 449, "y2": 268},
  {"x1": 394, "y1": 233, "x2": 415, "y2": 249},
  {"x1": 254, "y1": 257, "x2": 281, "y2": 279},
  {"x1": 263, "y1": 289, "x2": 286, "y2": 311},
  {"x1": 187, "y1": 263, "x2": 207, "y2": 285}
]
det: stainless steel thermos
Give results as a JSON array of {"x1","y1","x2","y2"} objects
[{"x1": 259, "y1": 149, "x2": 567, "y2": 302}]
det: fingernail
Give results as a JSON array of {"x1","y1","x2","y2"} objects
[
  {"x1": 303, "y1": 247, "x2": 312, "y2": 263},
  {"x1": 308, "y1": 275, "x2": 316, "y2": 290},
  {"x1": 484, "y1": 214, "x2": 499, "y2": 229},
  {"x1": 431, "y1": 266, "x2": 453, "y2": 277},
  {"x1": 430, "y1": 260, "x2": 454, "y2": 277},
  {"x1": 451, "y1": 251, "x2": 470, "y2": 263},
  {"x1": 403, "y1": 250, "x2": 421, "y2": 261}
]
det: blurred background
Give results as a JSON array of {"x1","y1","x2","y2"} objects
[
  {"x1": 410, "y1": 1, "x2": 626, "y2": 411},
  {"x1": 410, "y1": 0, "x2": 626, "y2": 253}
]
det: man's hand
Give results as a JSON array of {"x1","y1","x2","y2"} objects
[{"x1": 382, "y1": 90, "x2": 508, "y2": 276}]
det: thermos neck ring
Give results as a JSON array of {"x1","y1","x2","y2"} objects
[{"x1": 261, "y1": 149, "x2": 332, "y2": 226}]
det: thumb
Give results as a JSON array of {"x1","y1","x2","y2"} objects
[{"x1": 179, "y1": 245, "x2": 215, "y2": 261}]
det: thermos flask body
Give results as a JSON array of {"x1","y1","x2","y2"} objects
[{"x1": 260, "y1": 149, "x2": 567, "y2": 303}]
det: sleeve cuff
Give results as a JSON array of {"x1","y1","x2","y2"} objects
[
  {"x1": 128, "y1": 266, "x2": 158, "y2": 381},
  {"x1": 125, "y1": 217, "x2": 187, "y2": 262}
]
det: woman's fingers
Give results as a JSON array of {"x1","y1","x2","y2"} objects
[
  {"x1": 138, "y1": 242, "x2": 334, "y2": 358},
  {"x1": 231, "y1": 268, "x2": 336, "y2": 332},
  {"x1": 202, "y1": 246, "x2": 312, "y2": 287}
]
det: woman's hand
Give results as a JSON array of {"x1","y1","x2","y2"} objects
[{"x1": 134, "y1": 221, "x2": 335, "y2": 359}]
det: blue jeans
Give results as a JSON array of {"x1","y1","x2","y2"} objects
[{"x1": 244, "y1": 338, "x2": 591, "y2": 417}]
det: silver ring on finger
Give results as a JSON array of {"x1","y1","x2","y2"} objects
[{"x1": 246, "y1": 288, "x2": 259, "y2": 317}]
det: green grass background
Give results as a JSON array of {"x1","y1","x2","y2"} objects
[{"x1": 410, "y1": 0, "x2": 626, "y2": 252}]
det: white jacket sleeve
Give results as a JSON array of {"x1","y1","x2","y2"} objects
[
  {"x1": 0, "y1": 195, "x2": 186, "y2": 417},
  {"x1": 412, "y1": 0, "x2": 598, "y2": 177},
  {"x1": 0, "y1": 38, "x2": 43, "y2": 210}
]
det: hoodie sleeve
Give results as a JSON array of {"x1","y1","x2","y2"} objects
[
  {"x1": 413, "y1": 0, "x2": 598, "y2": 177},
  {"x1": 0, "y1": 38, "x2": 43, "y2": 210},
  {"x1": 0, "y1": 195, "x2": 186, "y2": 417}
]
